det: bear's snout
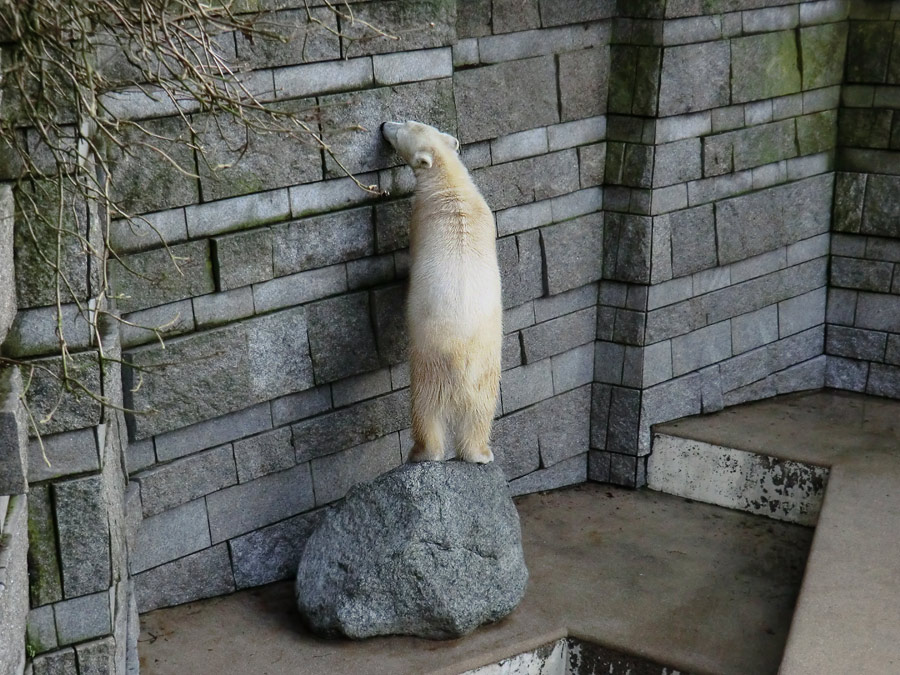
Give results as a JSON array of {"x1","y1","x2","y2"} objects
[{"x1": 381, "y1": 121, "x2": 403, "y2": 146}]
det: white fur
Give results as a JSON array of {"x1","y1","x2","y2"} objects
[{"x1": 382, "y1": 121, "x2": 502, "y2": 464}]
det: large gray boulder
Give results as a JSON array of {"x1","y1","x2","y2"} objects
[{"x1": 295, "y1": 460, "x2": 528, "y2": 639}]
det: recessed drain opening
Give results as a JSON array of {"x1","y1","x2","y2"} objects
[{"x1": 463, "y1": 637, "x2": 687, "y2": 675}]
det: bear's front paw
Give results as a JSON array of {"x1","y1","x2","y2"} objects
[{"x1": 408, "y1": 443, "x2": 443, "y2": 463}]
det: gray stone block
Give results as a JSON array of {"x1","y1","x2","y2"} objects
[
  {"x1": 252, "y1": 264, "x2": 348, "y2": 313},
  {"x1": 504, "y1": 302, "x2": 536, "y2": 334},
  {"x1": 231, "y1": 427, "x2": 295, "y2": 484},
  {"x1": 608, "y1": 44, "x2": 661, "y2": 117},
  {"x1": 534, "y1": 284, "x2": 597, "y2": 323},
  {"x1": 478, "y1": 23, "x2": 607, "y2": 64},
  {"x1": 306, "y1": 292, "x2": 380, "y2": 383},
  {"x1": 454, "y1": 56, "x2": 558, "y2": 143},
  {"x1": 559, "y1": 47, "x2": 609, "y2": 122},
  {"x1": 272, "y1": 207, "x2": 374, "y2": 277},
  {"x1": 640, "y1": 372, "x2": 703, "y2": 451},
  {"x1": 28, "y1": 428, "x2": 99, "y2": 484},
  {"x1": 212, "y1": 228, "x2": 273, "y2": 291},
  {"x1": 120, "y1": 299, "x2": 195, "y2": 348},
  {"x1": 643, "y1": 340, "x2": 673, "y2": 388},
  {"x1": 715, "y1": 175, "x2": 831, "y2": 265},
  {"x1": 374, "y1": 199, "x2": 411, "y2": 253},
  {"x1": 540, "y1": 0, "x2": 614, "y2": 25},
  {"x1": 54, "y1": 475, "x2": 111, "y2": 598},
  {"x1": 500, "y1": 360, "x2": 554, "y2": 414},
  {"x1": 497, "y1": 230, "x2": 544, "y2": 309},
  {"x1": 653, "y1": 138, "x2": 701, "y2": 188},
  {"x1": 703, "y1": 119, "x2": 797, "y2": 177},
  {"x1": 594, "y1": 341, "x2": 625, "y2": 385},
  {"x1": 185, "y1": 188, "x2": 290, "y2": 239},
  {"x1": 154, "y1": 403, "x2": 270, "y2": 463},
  {"x1": 271, "y1": 386, "x2": 332, "y2": 428},
  {"x1": 230, "y1": 510, "x2": 322, "y2": 590},
  {"x1": 320, "y1": 79, "x2": 456, "y2": 177},
  {"x1": 311, "y1": 433, "x2": 401, "y2": 505},
  {"x1": 534, "y1": 387, "x2": 591, "y2": 468},
  {"x1": 867, "y1": 362, "x2": 900, "y2": 399},
  {"x1": 578, "y1": 143, "x2": 607, "y2": 188},
  {"x1": 825, "y1": 355, "x2": 869, "y2": 392},
  {"x1": 12, "y1": 179, "x2": 91, "y2": 308},
  {"x1": 551, "y1": 343, "x2": 595, "y2": 394},
  {"x1": 373, "y1": 47, "x2": 453, "y2": 86},
  {"x1": 845, "y1": 20, "x2": 893, "y2": 83},
  {"x1": 74, "y1": 636, "x2": 116, "y2": 675},
  {"x1": 341, "y1": 0, "x2": 455, "y2": 57},
  {"x1": 886, "y1": 335, "x2": 900, "y2": 366},
  {"x1": 131, "y1": 499, "x2": 211, "y2": 574},
  {"x1": 731, "y1": 31, "x2": 801, "y2": 103},
  {"x1": 108, "y1": 116, "x2": 198, "y2": 214},
  {"x1": 722, "y1": 375, "x2": 777, "y2": 406},
  {"x1": 331, "y1": 369, "x2": 392, "y2": 410},
  {"x1": 234, "y1": 7, "x2": 339, "y2": 68},
  {"x1": 496, "y1": 201, "x2": 554, "y2": 238},
  {"x1": 4, "y1": 304, "x2": 92, "y2": 359},
  {"x1": 509, "y1": 454, "x2": 587, "y2": 497},
  {"x1": 768, "y1": 326, "x2": 825, "y2": 373},
  {"x1": 273, "y1": 56, "x2": 372, "y2": 100},
  {"x1": 606, "y1": 386, "x2": 641, "y2": 455},
  {"x1": 588, "y1": 450, "x2": 611, "y2": 482},
  {"x1": 492, "y1": 408, "x2": 540, "y2": 480},
  {"x1": 669, "y1": 204, "x2": 717, "y2": 278},
  {"x1": 719, "y1": 347, "x2": 772, "y2": 393},
  {"x1": 549, "y1": 117, "x2": 605, "y2": 154},
  {"x1": 21, "y1": 351, "x2": 102, "y2": 437},
  {"x1": 126, "y1": 308, "x2": 311, "y2": 438},
  {"x1": 826, "y1": 288, "x2": 858, "y2": 327},
  {"x1": 541, "y1": 214, "x2": 604, "y2": 295},
  {"x1": 778, "y1": 287, "x2": 827, "y2": 338},
  {"x1": 521, "y1": 307, "x2": 596, "y2": 364},
  {"x1": 658, "y1": 41, "x2": 730, "y2": 116},
  {"x1": 192, "y1": 288, "x2": 254, "y2": 330},
  {"x1": 371, "y1": 283, "x2": 409, "y2": 366},
  {"x1": 292, "y1": 389, "x2": 409, "y2": 459},
  {"x1": 730, "y1": 248, "x2": 786, "y2": 284},
  {"x1": 671, "y1": 320, "x2": 732, "y2": 377},
  {"x1": 194, "y1": 101, "x2": 322, "y2": 202},
  {"x1": 27, "y1": 486, "x2": 63, "y2": 607},
  {"x1": 0, "y1": 494, "x2": 28, "y2": 671},
  {"x1": 134, "y1": 544, "x2": 235, "y2": 613},
  {"x1": 590, "y1": 384, "x2": 612, "y2": 450},
  {"x1": 603, "y1": 213, "x2": 651, "y2": 284},
  {"x1": 647, "y1": 276, "x2": 692, "y2": 310},
  {"x1": 137, "y1": 444, "x2": 237, "y2": 517},
  {"x1": 456, "y1": 0, "x2": 490, "y2": 37},
  {"x1": 855, "y1": 292, "x2": 900, "y2": 333},
  {"x1": 54, "y1": 590, "x2": 111, "y2": 646},
  {"x1": 699, "y1": 364, "x2": 724, "y2": 413},
  {"x1": 831, "y1": 256, "x2": 893, "y2": 292},
  {"x1": 493, "y1": 0, "x2": 540, "y2": 32},
  {"x1": 862, "y1": 175, "x2": 900, "y2": 237},
  {"x1": 206, "y1": 463, "x2": 314, "y2": 543},
  {"x1": 492, "y1": 128, "x2": 549, "y2": 165},
  {"x1": 732, "y1": 304, "x2": 779, "y2": 354},
  {"x1": 32, "y1": 648, "x2": 77, "y2": 675},
  {"x1": 774, "y1": 355, "x2": 826, "y2": 394},
  {"x1": 608, "y1": 453, "x2": 644, "y2": 488},
  {"x1": 453, "y1": 38, "x2": 480, "y2": 67},
  {"x1": 662, "y1": 15, "x2": 722, "y2": 44},
  {"x1": 109, "y1": 239, "x2": 215, "y2": 313},
  {"x1": 0, "y1": 184, "x2": 14, "y2": 335},
  {"x1": 347, "y1": 254, "x2": 395, "y2": 290},
  {"x1": 27, "y1": 605, "x2": 57, "y2": 654},
  {"x1": 0, "y1": 367, "x2": 27, "y2": 495}
]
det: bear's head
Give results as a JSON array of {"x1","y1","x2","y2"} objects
[{"x1": 381, "y1": 120, "x2": 460, "y2": 170}]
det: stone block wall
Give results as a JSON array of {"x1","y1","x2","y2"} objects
[
  {"x1": 97, "y1": 0, "x2": 613, "y2": 613},
  {"x1": 589, "y1": 0, "x2": 845, "y2": 486},
  {"x1": 826, "y1": 0, "x2": 900, "y2": 397},
  {"x1": 3, "y1": 0, "x2": 900, "y2": 641}
]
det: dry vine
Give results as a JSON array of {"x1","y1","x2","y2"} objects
[{"x1": 0, "y1": 0, "x2": 412, "y2": 448}]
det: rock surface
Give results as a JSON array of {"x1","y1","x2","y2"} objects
[{"x1": 295, "y1": 461, "x2": 528, "y2": 639}]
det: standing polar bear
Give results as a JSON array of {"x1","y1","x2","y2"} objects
[{"x1": 381, "y1": 120, "x2": 502, "y2": 464}]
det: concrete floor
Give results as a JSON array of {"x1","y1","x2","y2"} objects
[
  {"x1": 139, "y1": 484, "x2": 813, "y2": 675},
  {"x1": 656, "y1": 391, "x2": 900, "y2": 675}
]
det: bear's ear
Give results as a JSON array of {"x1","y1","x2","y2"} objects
[
  {"x1": 412, "y1": 150, "x2": 433, "y2": 169},
  {"x1": 440, "y1": 132, "x2": 460, "y2": 153}
]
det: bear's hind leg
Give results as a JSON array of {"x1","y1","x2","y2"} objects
[
  {"x1": 455, "y1": 366, "x2": 499, "y2": 464},
  {"x1": 409, "y1": 353, "x2": 450, "y2": 462}
]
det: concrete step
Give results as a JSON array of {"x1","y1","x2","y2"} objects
[{"x1": 646, "y1": 390, "x2": 900, "y2": 675}]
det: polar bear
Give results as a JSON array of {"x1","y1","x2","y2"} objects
[{"x1": 381, "y1": 120, "x2": 502, "y2": 464}]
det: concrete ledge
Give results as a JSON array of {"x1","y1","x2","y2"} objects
[{"x1": 650, "y1": 389, "x2": 900, "y2": 675}]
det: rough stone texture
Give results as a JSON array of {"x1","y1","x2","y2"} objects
[
  {"x1": 54, "y1": 475, "x2": 111, "y2": 598},
  {"x1": 230, "y1": 511, "x2": 322, "y2": 590},
  {"x1": 0, "y1": 367, "x2": 27, "y2": 495},
  {"x1": 0, "y1": 185, "x2": 14, "y2": 336},
  {"x1": 137, "y1": 444, "x2": 237, "y2": 517},
  {"x1": 658, "y1": 41, "x2": 731, "y2": 116},
  {"x1": 731, "y1": 31, "x2": 801, "y2": 103},
  {"x1": 541, "y1": 215, "x2": 604, "y2": 295},
  {"x1": 454, "y1": 57, "x2": 558, "y2": 143},
  {"x1": 306, "y1": 292, "x2": 380, "y2": 383},
  {"x1": 272, "y1": 207, "x2": 375, "y2": 277},
  {"x1": 125, "y1": 308, "x2": 312, "y2": 438},
  {"x1": 0, "y1": 496, "x2": 28, "y2": 674},
  {"x1": 134, "y1": 544, "x2": 235, "y2": 613},
  {"x1": 296, "y1": 461, "x2": 528, "y2": 639}
]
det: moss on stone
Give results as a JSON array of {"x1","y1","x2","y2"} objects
[
  {"x1": 801, "y1": 23, "x2": 848, "y2": 90},
  {"x1": 731, "y1": 31, "x2": 801, "y2": 104}
]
